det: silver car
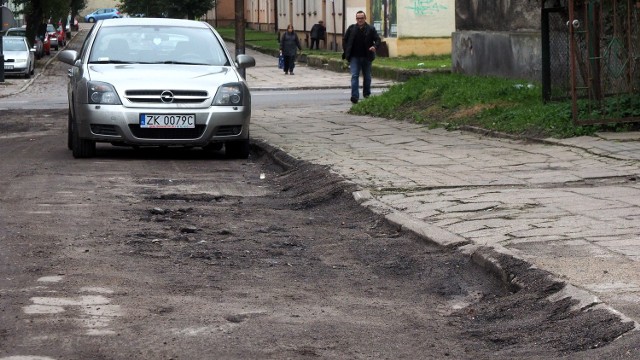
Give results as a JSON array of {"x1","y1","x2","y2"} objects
[
  {"x1": 2, "y1": 36, "x2": 36, "y2": 78},
  {"x1": 58, "y1": 17, "x2": 255, "y2": 158}
]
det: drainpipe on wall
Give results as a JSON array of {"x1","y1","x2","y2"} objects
[
  {"x1": 303, "y1": 0, "x2": 307, "y2": 47},
  {"x1": 331, "y1": 0, "x2": 337, "y2": 51}
]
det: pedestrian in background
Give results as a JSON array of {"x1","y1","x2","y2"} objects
[
  {"x1": 310, "y1": 20, "x2": 326, "y2": 50},
  {"x1": 280, "y1": 24, "x2": 302, "y2": 75},
  {"x1": 342, "y1": 11, "x2": 381, "y2": 104}
]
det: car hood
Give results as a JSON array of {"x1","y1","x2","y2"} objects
[
  {"x1": 87, "y1": 64, "x2": 242, "y2": 90},
  {"x1": 3, "y1": 51, "x2": 30, "y2": 60}
]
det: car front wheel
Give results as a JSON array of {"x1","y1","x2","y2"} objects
[
  {"x1": 88, "y1": 18, "x2": 95, "y2": 23},
  {"x1": 67, "y1": 108, "x2": 73, "y2": 150},
  {"x1": 225, "y1": 139, "x2": 250, "y2": 159},
  {"x1": 70, "y1": 116, "x2": 96, "y2": 158}
]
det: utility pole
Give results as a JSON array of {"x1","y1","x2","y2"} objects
[
  {"x1": 0, "y1": 0, "x2": 6, "y2": 82},
  {"x1": 235, "y1": 0, "x2": 246, "y2": 79}
]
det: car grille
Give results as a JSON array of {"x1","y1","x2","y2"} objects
[
  {"x1": 129, "y1": 125, "x2": 206, "y2": 139},
  {"x1": 124, "y1": 90, "x2": 209, "y2": 104}
]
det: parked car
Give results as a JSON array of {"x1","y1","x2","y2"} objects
[
  {"x1": 2, "y1": 36, "x2": 35, "y2": 78},
  {"x1": 4, "y1": 26, "x2": 44, "y2": 59},
  {"x1": 84, "y1": 8, "x2": 122, "y2": 23},
  {"x1": 46, "y1": 23, "x2": 59, "y2": 50},
  {"x1": 58, "y1": 17, "x2": 256, "y2": 159},
  {"x1": 41, "y1": 31, "x2": 51, "y2": 55},
  {"x1": 56, "y1": 25, "x2": 66, "y2": 47}
]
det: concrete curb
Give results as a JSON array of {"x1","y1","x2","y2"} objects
[
  {"x1": 351, "y1": 187, "x2": 640, "y2": 333},
  {"x1": 254, "y1": 137, "x2": 640, "y2": 334}
]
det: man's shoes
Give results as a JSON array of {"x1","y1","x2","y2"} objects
[
  {"x1": 350, "y1": 96, "x2": 358, "y2": 104},
  {"x1": 363, "y1": 93, "x2": 370, "y2": 98},
  {"x1": 284, "y1": 72, "x2": 288, "y2": 75},
  {"x1": 290, "y1": 72, "x2": 294, "y2": 75}
]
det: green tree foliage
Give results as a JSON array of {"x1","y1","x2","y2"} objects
[
  {"x1": 10, "y1": 0, "x2": 86, "y2": 46},
  {"x1": 117, "y1": 0, "x2": 215, "y2": 20}
]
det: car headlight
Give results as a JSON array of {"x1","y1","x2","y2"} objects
[
  {"x1": 87, "y1": 81, "x2": 122, "y2": 105},
  {"x1": 14, "y1": 59, "x2": 26, "y2": 63},
  {"x1": 212, "y1": 83, "x2": 243, "y2": 106}
]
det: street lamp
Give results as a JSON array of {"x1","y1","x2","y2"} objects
[{"x1": 0, "y1": 0, "x2": 6, "y2": 82}]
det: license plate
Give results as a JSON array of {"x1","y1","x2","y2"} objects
[
  {"x1": 4, "y1": 65, "x2": 13, "y2": 70},
  {"x1": 139, "y1": 114, "x2": 195, "y2": 128}
]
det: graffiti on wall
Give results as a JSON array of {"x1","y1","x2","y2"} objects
[{"x1": 406, "y1": 0, "x2": 447, "y2": 16}]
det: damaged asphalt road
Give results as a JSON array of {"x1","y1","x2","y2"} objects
[{"x1": 0, "y1": 107, "x2": 637, "y2": 358}]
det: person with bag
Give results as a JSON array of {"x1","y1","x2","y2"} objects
[
  {"x1": 280, "y1": 24, "x2": 302, "y2": 75},
  {"x1": 309, "y1": 20, "x2": 326, "y2": 50},
  {"x1": 342, "y1": 11, "x2": 381, "y2": 103}
]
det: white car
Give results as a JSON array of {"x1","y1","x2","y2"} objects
[
  {"x1": 58, "y1": 17, "x2": 256, "y2": 159},
  {"x1": 2, "y1": 36, "x2": 35, "y2": 78}
]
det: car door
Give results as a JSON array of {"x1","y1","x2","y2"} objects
[{"x1": 98, "y1": 9, "x2": 109, "y2": 21}]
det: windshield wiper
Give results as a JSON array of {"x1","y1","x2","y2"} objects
[
  {"x1": 158, "y1": 60, "x2": 207, "y2": 65},
  {"x1": 89, "y1": 60, "x2": 135, "y2": 64}
]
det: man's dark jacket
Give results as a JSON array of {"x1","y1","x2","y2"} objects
[{"x1": 342, "y1": 22, "x2": 381, "y2": 62}]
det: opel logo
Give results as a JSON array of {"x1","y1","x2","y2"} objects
[{"x1": 160, "y1": 90, "x2": 175, "y2": 103}]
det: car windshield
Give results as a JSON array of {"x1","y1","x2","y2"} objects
[
  {"x1": 47, "y1": 24, "x2": 56, "y2": 32},
  {"x1": 6, "y1": 29, "x2": 26, "y2": 37},
  {"x1": 3, "y1": 38, "x2": 27, "y2": 51},
  {"x1": 88, "y1": 25, "x2": 230, "y2": 66}
]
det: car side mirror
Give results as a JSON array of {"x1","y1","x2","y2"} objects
[
  {"x1": 58, "y1": 49, "x2": 79, "y2": 65},
  {"x1": 235, "y1": 54, "x2": 255, "y2": 69}
]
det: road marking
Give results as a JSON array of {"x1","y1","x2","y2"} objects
[{"x1": 22, "y1": 278, "x2": 122, "y2": 336}]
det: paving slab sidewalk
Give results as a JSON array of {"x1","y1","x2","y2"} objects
[{"x1": 241, "y1": 46, "x2": 640, "y2": 333}]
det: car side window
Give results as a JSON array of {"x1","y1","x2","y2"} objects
[{"x1": 79, "y1": 24, "x2": 97, "y2": 62}]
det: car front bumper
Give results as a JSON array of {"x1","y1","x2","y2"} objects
[
  {"x1": 4, "y1": 63, "x2": 30, "y2": 75},
  {"x1": 73, "y1": 104, "x2": 250, "y2": 147}
]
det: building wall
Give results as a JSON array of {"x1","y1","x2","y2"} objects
[
  {"x1": 390, "y1": 0, "x2": 454, "y2": 56},
  {"x1": 452, "y1": 0, "x2": 542, "y2": 81},
  {"x1": 452, "y1": 31, "x2": 541, "y2": 81},
  {"x1": 203, "y1": 1, "x2": 236, "y2": 28},
  {"x1": 208, "y1": 0, "x2": 455, "y2": 56}
]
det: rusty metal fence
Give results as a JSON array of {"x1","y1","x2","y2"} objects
[
  {"x1": 568, "y1": 0, "x2": 640, "y2": 125},
  {"x1": 542, "y1": 1, "x2": 640, "y2": 125}
]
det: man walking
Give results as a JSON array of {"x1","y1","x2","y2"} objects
[
  {"x1": 342, "y1": 11, "x2": 381, "y2": 104},
  {"x1": 310, "y1": 20, "x2": 326, "y2": 50}
]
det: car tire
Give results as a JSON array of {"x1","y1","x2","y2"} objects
[
  {"x1": 71, "y1": 117, "x2": 96, "y2": 158},
  {"x1": 88, "y1": 18, "x2": 95, "y2": 23},
  {"x1": 203, "y1": 142, "x2": 223, "y2": 152},
  {"x1": 225, "y1": 139, "x2": 250, "y2": 159},
  {"x1": 67, "y1": 109, "x2": 73, "y2": 150}
]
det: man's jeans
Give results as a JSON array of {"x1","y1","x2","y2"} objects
[{"x1": 350, "y1": 57, "x2": 372, "y2": 100}]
